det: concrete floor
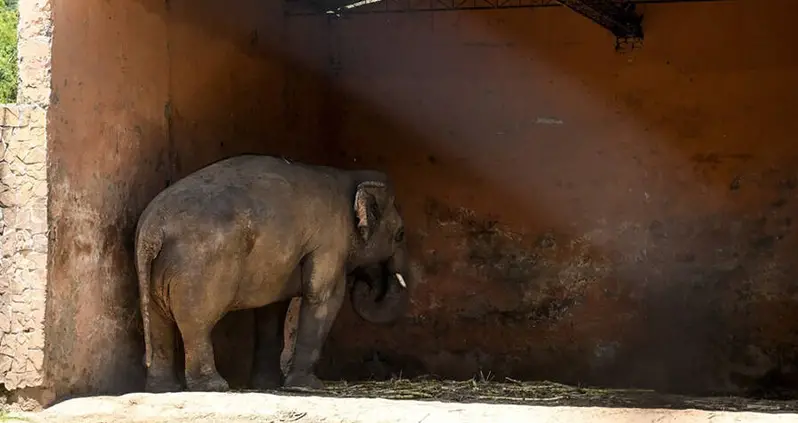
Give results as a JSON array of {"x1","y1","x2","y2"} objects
[{"x1": 12, "y1": 392, "x2": 798, "y2": 423}]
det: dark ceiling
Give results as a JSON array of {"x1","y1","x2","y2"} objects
[{"x1": 283, "y1": 0, "x2": 724, "y2": 45}]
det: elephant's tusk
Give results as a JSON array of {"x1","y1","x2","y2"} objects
[{"x1": 395, "y1": 273, "x2": 407, "y2": 288}]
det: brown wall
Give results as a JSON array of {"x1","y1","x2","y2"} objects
[
  {"x1": 46, "y1": 0, "x2": 329, "y2": 399},
  {"x1": 48, "y1": 0, "x2": 169, "y2": 397},
  {"x1": 316, "y1": 0, "x2": 798, "y2": 395},
  {"x1": 44, "y1": 0, "x2": 798, "y2": 399}
]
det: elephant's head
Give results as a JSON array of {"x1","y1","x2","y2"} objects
[{"x1": 347, "y1": 178, "x2": 412, "y2": 324}]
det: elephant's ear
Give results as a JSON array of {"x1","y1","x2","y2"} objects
[{"x1": 354, "y1": 181, "x2": 388, "y2": 241}]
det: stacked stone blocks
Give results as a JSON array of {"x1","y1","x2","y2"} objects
[
  {"x1": 0, "y1": 0, "x2": 52, "y2": 393},
  {"x1": 0, "y1": 105, "x2": 47, "y2": 390}
]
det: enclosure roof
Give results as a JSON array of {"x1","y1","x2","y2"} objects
[{"x1": 285, "y1": 0, "x2": 655, "y2": 41}]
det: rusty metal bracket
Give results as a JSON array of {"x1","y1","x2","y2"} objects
[{"x1": 556, "y1": 0, "x2": 643, "y2": 39}]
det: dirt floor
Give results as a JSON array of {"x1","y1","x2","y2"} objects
[{"x1": 5, "y1": 379, "x2": 798, "y2": 422}]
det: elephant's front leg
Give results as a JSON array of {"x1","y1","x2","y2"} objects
[
  {"x1": 251, "y1": 300, "x2": 291, "y2": 390},
  {"x1": 284, "y1": 255, "x2": 347, "y2": 390}
]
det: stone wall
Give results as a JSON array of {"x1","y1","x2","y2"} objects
[
  {"x1": 17, "y1": 0, "x2": 52, "y2": 106},
  {"x1": 0, "y1": 105, "x2": 48, "y2": 391},
  {"x1": 0, "y1": 0, "x2": 52, "y2": 394}
]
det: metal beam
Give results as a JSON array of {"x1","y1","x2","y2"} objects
[
  {"x1": 285, "y1": 0, "x2": 725, "y2": 17},
  {"x1": 556, "y1": 0, "x2": 643, "y2": 39},
  {"x1": 284, "y1": 0, "x2": 561, "y2": 16}
]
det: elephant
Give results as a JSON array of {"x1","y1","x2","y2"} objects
[{"x1": 134, "y1": 154, "x2": 412, "y2": 393}]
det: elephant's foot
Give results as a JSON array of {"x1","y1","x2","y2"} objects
[
  {"x1": 145, "y1": 376, "x2": 183, "y2": 393},
  {"x1": 185, "y1": 373, "x2": 230, "y2": 392},
  {"x1": 251, "y1": 369, "x2": 284, "y2": 391},
  {"x1": 283, "y1": 372, "x2": 325, "y2": 391}
]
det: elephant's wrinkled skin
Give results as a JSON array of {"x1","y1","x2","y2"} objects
[{"x1": 134, "y1": 154, "x2": 412, "y2": 393}]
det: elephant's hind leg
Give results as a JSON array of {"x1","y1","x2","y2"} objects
[
  {"x1": 145, "y1": 306, "x2": 182, "y2": 393},
  {"x1": 177, "y1": 322, "x2": 229, "y2": 392},
  {"x1": 170, "y1": 259, "x2": 237, "y2": 392}
]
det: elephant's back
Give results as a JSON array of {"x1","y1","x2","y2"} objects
[
  {"x1": 164, "y1": 154, "x2": 343, "y2": 197},
  {"x1": 138, "y1": 154, "x2": 349, "y2": 246},
  {"x1": 146, "y1": 155, "x2": 293, "y2": 213}
]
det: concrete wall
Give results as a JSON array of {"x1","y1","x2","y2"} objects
[
  {"x1": 316, "y1": 0, "x2": 798, "y2": 395},
  {"x1": 45, "y1": 0, "x2": 329, "y2": 400},
  {"x1": 47, "y1": 0, "x2": 169, "y2": 398}
]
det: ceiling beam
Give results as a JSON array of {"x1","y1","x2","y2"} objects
[{"x1": 556, "y1": 0, "x2": 643, "y2": 39}]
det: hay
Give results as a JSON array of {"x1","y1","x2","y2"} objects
[{"x1": 243, "y1": 377, "x2": 798, "y2": 413}]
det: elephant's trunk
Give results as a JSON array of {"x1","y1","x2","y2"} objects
[{"x1": 349, "y1": 256, "x2": 410, "y2": 325}]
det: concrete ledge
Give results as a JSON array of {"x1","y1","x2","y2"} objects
[{"x1": 14, "y1": 392, "x2": 798, "y2": 423}]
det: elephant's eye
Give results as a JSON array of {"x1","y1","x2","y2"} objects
[{"x1": 395, "y1": 228, "x2": 405, "y2": 243}]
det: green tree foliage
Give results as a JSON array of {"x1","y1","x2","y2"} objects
[{"x1": 0, "y1": 0, "x2": 18, "y2": 103}]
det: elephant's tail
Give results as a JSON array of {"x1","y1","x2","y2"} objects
[{"x1": 135, "y1": 223, "x2": 163, "y2": 370}]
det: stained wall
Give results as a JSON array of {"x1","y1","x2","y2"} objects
[
  {"x1": 46, "y1": 0, "x2": 329, "y2": 399},
  {"x1": 40, "y1": 0, "x2": 798, "y2": 400},
  {"x1": 317, "y1": 0, "x2": 798, "y2": 395}
]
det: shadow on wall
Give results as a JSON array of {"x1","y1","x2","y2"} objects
[
  {"x1": 148, "y1": 2, "x2": 572, "y2": 393},
  {"x1": 310, "y1": 48, "x2": 636, "y2": 390},
  {"x1": 312, "y1": 1, "x2": 798, "y2": 397}
]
